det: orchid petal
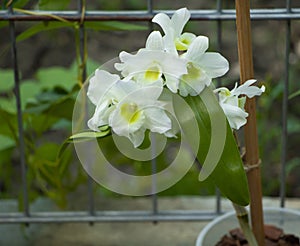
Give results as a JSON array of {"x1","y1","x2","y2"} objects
[
  {"x1": 164, "y1": 74, "x2": 179, "y2": 93},
  {"x1": 171, "y1": 8, "x2": 190, "y2": 37},
  {"x1": 87, "y1": 69, "x2": 120, "y2": 105},
  {"x1": 109, "y1": 80, "x2": 142, "y2": 101},
  {"x1": 185, "y1": 36, "x2": 209, "y2": 61},
  {"x1": 88, "y1": 101, "x2": 115, "y2": 131},
  {"x1": 145, "y1": 31, "x2": 164, "y2": 50},
  {"x1": 152, "y1": 12, "x2": 171, "y2": 36},
  {"x1": 129, "y1": 128, "x2": 147, "y2": 148},
  {"x1": 232, "y1": 79, "x2": 266, "y2": 98},
  {"x1": 198, "y1": 52, "x2": 229, "y2": 78},
  {"x1": 220, "y1": 103, "x2": 249, "y2": 130},
  {"x1": 163, "y1": 30, "x2": 178, "y2": 54},
  {"x1": 144, "y1": 107, "x2": 172, "y2": 134},
  {"x1": 131, "y1": 84, "x2": 163, "y2": 101}
]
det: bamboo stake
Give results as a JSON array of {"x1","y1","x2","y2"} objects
[{"x1": 235, "y1": 1, "x2": 265, "y2": 245}]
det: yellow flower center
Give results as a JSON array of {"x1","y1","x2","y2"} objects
[
  {"x1": 181, "y1": 62, "x2": 201, "y2": 82},
  {"x1": 175, "y1": 39, "x2": 188, "y2": 51},
  {"x1": 180, "y1": 37, "x2": 190, "y2": 45},
  {"x1": 120, "y1": 103, "x2": 141, "y2": 123},
  {"x1": 144, "y1": 64, "x2": 162, "y2": 82}
]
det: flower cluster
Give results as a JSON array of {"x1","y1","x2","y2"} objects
[{"x1": 87, "y1": 8, "x2": 265, "y2": 147}]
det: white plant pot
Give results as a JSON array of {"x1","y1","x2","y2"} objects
[{"x1": 196, "y1": 207, "x2": 300, "y2": 246}]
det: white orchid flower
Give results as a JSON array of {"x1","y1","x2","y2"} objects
[
  {"x1": 179, "y1": 36, "x2": 229, "y2": 96},
  {"x1": 215, "y1": 79, "x2": 265, "y2": 130},
  {"x1": 152, "y1": 7, "x2": 196, "y2": 51},
  {"x1": 87, "y1": 69, "x2": 144, "y2": 131},
  {"x1": 108, "y1": 84, "x2": 173, "y2": 147},
  {"x1": 87, "y1": 71, "x2": 173, "y2": 147},
  {"x1": 115, "y1": 31, "x2": 188, "y2": 93}
]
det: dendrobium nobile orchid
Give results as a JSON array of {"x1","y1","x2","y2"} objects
[{"x1": 87, "y1": 7, "x2": 265, "y2": 147}]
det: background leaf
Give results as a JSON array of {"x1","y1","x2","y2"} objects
[
  {"x1": 0, "y1": 134, "x2": 15, "y2": 151},
  {"x1": 85, "y1": 21, "x2": 147, "y2": 31},
  {"x1": 1, "y1": 0, "x2": 29, "y2": 9},
  {"x1": 36, "y1": 67, "x2": 77, "y2": 92},
  {"x1": 16, "y1": 22, "x2": 75, "y2": 42},
  {"x1": 38, "y1": 0, "x2": 71, "y2": 10},
  {"x1": 289, "y1": 89, "x2": 300, "y2": 100},
  {"x1": 16, "y1": 21, "x2": 146, "y2": 44},
  {"x1": 0, "y1": 69, "x2": 14, "y2": 92}
]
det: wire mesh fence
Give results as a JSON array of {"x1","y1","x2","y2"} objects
[{"x1": 0, "y1": 0, "x2": 299, "y2": 225}]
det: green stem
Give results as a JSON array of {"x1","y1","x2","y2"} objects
[{"x1": 232, "y1": 203, "x2": 258, "y2": 246}]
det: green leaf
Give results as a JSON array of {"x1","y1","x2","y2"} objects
[
  {"x1": 288, "y1": 116, "x2": 300, "y2": 134},
  {"x1": 35, "y1": 143, "x2": 60, "y2": 163},
  {"x1": 1, "y1": 0, "x2": 29, "y2": 10},
  {"x1": 0, "y1": 77, "x2": 43, "y2": 113},
  {"x1": 28, "y1": 91, "x2": 76, "y2": 121},
  {"x1": 186, "y1": 87, "x2": 249, "y2": 206},
  {"x1": 17, "y1": 22, "x2": 74, "y2": 42},
  {"x1": 36, "y1": 67, "x2": 77, "y2": 92},
  {"x1": 25, "y1": 113, "x2": 59, "y2": 136},
  {"x1": 58, "y1": 146, "x2": 72, "y2": 176},
  {"x1": 0, "y1": 69, "x2": 14, "y2": 92},
  {"x1": 209, "y1": 122, "x2": 250, "y2": 206},
  {"x1": 0, "y1": 97, "x2": 16, "y2": 114},
  {"x1": 286, "y1": 157, "x2": 300, "y2": 176},
  {"x1": 0, "y1": 134, "x2": 15, "y2": 151},
  {"x1": 20, "y1": 80, "x2": 42, "y2": 109},
  {"x1": 289, "y1": 89, "x2": 300, "y2": 100},
  {"x1": 38, "y1": 0, "x2": 71, "y2": 10},
  {"x1": 85, "y1": 21, "x2": 147, "y2": 31},
  {"x1": 0, "y1": 107, "x2": 17, "y2": 139},
  {"x1": 44, "y1": 96, "x2": 75, "y2": 120}
]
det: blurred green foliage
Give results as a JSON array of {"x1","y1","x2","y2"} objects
[
  {"x1": 0, "y1": 61, "x2": 98, "y2": 207},
  {"x1": 257, "y1": 68, "x2": 300, "y2": 196},
  {"x1": 0, "y1": 0, "x2": 148, "y2": 207}
]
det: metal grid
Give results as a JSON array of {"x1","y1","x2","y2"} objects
[{"x1": 0, "y1": 0, "x2": 297, "y2": 224}]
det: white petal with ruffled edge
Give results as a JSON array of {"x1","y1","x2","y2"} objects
[
  {"x1": 87, "y1": 69, "x2": 120, "y2": 105},
  {"x1": 232, "y1": 79, "x2": 266, "y2": 98},
  {"x1": 220, "y1": 103, "x2": 249, "y2": 130}
]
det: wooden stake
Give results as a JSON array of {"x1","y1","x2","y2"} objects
[{"x1": 235, "y1": 1, "x2": 265, "y2": 245}]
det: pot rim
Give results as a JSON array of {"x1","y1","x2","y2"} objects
[{"x1": 196, "y1": 207, "x2": 300, "y2": 246}]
